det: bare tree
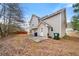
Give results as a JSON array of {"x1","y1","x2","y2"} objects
[{"x1": 0, "y1": 3, "x2": 24, "y2": 38}]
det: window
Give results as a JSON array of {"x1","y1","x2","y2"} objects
[
  {"x1": 32, "y1": 24, "x2": 34, "y2": 26},
  {"x1": 51, "y1": 27, "x2": 53, "y2": 31}
]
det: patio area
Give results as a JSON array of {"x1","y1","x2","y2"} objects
[{"x1": 27, "y1": 35, "x2": 48, "y2": 42}]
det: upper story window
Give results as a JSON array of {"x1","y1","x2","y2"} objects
[{"x1": 32, "y1": 24, "x2": 34, "y2": 26}]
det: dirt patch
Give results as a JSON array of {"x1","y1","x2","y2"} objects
[{"x1": 0, "y1": 32, "x2": 79, "y2": 56}]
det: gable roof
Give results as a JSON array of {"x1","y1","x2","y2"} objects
[
  {"x1": 38, "y1": 8, "x2": 67, "y2": 28},
  {"x1": 30, "y1": 8, "x2": 66, "y2": 23},
  {"x1": 30, "y1": 8, "x2": 67, "y2": 27},
  {"x1": 41, "y1": 8, "x2": 66, "y2": 20},
  {"x1": 29, "y1": 14, "x2": 40, "y2": 24},
  {"x1": 38, "y1": 21, "x2": 52, "y2": 28}
]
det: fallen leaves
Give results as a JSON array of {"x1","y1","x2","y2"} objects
[{"x1": 0, "y1": 32, "x2": 79, "y2": 56}]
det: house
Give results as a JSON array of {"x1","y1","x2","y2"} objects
[{"x1": 29, "y1": 8, "x2": 67, "y2": 38}]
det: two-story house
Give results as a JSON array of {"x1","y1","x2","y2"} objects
[{"x1": 29, "y1": 8, "x2": 67, "y2": 38}]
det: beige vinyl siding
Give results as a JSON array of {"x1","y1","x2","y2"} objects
[
  {"x1": 60, "y1": 11, "x2": 66, "y2": 37},
  {"x1": 44, "y1": 13, "x2": 61, "y2": 38},
  {"x1": 30, "y1": 9, "x2": 66, "y2": 38},
  {"x1": 37, "y1": 23, "x2": 48, "y2": 37},
  {"x1": 30, "y1": 16, "x2": 38, "y2": 29}
]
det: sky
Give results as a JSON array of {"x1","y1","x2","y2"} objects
[{"x1": 20, "y1": 3, "x2": 74, "y2": 22}]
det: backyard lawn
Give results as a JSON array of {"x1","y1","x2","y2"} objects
[{"x1": 0, "y1": 32, "x2": 79, "y2": 56}]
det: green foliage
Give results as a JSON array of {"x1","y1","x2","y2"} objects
[
  {"x1": 71, "y1": 16, "x2": 79, "y2": 31},
  {"x1": 71, "y1": 3, "x2": 79, "y2": 31},
  {"x1": 73, "y1": 3, "x2": 79, "y2": 13}
]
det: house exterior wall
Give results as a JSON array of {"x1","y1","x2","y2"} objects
[
  {"x1": 30, "y1": 9, "x2": 66, "y2": 38},
  {"x1": 44, "y1": 11, "x2": 66, "y2": 38},
  {"x1": 37, "y1": 23, "x2": 48, "y2": 37},
  {"x1": 31, "y1": 30, "x2": 34, "y2": 36},
  {"x1": 30, "y1": 15, "x2": 39, "y2": 29},
  {"x1": 48, "y1": 27, "x2": 54, "y2": 38},
  {"x1": 60, "y1": 11, "x2": 67, "y2": 37},
  {"x1": 30, "y1": 15, "x2": 39, "y2": 35},
  {"x1": 31, "y1": 29, "x2": 37, "y2": 36},
  {"x1": 44, "y1": 13, "x2": 62, "y2": 38}
]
